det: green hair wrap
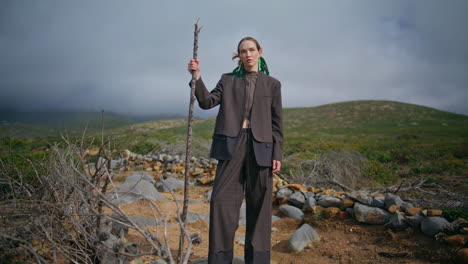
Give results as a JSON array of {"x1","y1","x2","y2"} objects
[{"x1": 232, "y1": 56, "x2": 269, "y2": 80}]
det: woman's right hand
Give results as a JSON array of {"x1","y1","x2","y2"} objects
[{"x1": 188, "y1": 59, "x2": 201, "y2": 80}]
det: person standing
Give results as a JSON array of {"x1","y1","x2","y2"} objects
[{"x1": 188, "y1": 37, "x2": 283, "y2": 264}]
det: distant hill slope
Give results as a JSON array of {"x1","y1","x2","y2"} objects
[
  {"x1": 0, "y1": 110, "x2": 186, "y2": 137},
  {"x1": 284, "y1": 100, "x2": 467, "y2": 131},
  {"x1": 122, "y1": 100, "x2": 465, "y2": 191},
  {"x1": 146, "y1": 100, "x2": 468, "y2": 139},
  {"x1": 2, "y1": 100, "x2": 467, "y2": 190}
]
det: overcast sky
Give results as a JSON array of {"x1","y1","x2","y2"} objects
[{"x1": 1, "y1": 0, "x2": 467, "y2": 117}]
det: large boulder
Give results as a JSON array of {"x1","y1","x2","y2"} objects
[
  {"x1": 289, "y1": 192, "x2": 306, "y2": 208},
  {"x1": 385, "y1": 212, "x2": 408, "y2": 231},
  {"x1": 384, "y1": 193, "x2": 404, "y2": 209},
  {"x1": 156, "y1": 177, "x2": 185, "y2": 193},
  {"x1": 420, "y1": 217, "x2": 450, "y2": 237},
  {"x1": 405, "y1": 213, "x2": 424, "y2": 229},
  {"x1": 354, "y1": 202, "x2": 391, "y2": 224},
  {"x1": 276, "y1": 187, "x2": 294, "y2": 199},
  {"x1": 370, "y1": 197, "x2": 385, "y2": 208},
  {"x1": 304, "y1": 197, "x2": 317, "y2": 208},
  {"x1": 107, "y1": 172, "x2": 167, "y2": 205},
  {"x1": 288, "y1": 224, "x2": 320, "y2": 252},
  {"x1": 317, "y1": 196, "x2": 341, "y2": 208},
  {"x1": 279, "y1": 205, "x2": 304, "y2": 219},
  {"x1": 349, "y1": 191, "x2": 373, "y2": 205}
]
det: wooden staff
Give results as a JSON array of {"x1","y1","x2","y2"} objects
[{"x1": 178, "y1": 18, "x2": 201, "y2": 263}]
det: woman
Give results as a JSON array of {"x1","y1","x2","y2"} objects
[{"x1": 188, "y1": 37, "x2": 283, "y2": 264}]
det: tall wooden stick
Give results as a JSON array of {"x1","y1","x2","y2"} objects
[{"x1": 178, "y1": 18, "x2": 201, "y2": 263}]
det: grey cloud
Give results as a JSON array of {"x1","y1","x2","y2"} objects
[{"x1": 0, "y1": 0, "x2": 467, "y2": 117}]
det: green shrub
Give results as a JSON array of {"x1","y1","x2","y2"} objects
[
  {"x1": 362, "y1": 160, "x2": 398, "y2": 185},
  {"x1": 442, "y1": 208, "x2": 468, "y2": 222},
  {"x1": 129, "y1": 141, "x2": 161, "y2": 154}
]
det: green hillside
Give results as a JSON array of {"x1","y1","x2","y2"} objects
[
  {"x1": 109, "y1": 100, "x2": 468, "y2": 190},
  {"x1": 2, "y1": 100, "x2": 467, "y2": 190}
]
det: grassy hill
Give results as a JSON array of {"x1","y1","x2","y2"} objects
[
  {"x1": 2, "y1": 100, "x2": 467, "y2": 190},
  {"x1": 0, "y1": 110, "x2": 186, "y2": 137},
  {"x1": 111, "y1": 100, "x2": 468, "y2": 190}
]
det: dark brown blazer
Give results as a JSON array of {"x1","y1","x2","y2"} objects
[{"x1": 194, "y1": 72, "x2": 283, "y2": 167}]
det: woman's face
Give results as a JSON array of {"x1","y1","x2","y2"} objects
[{"x1": 238, "y1": 40, "x2": 262, "y2": 71}]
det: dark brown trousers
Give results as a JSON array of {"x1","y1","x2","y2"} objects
[{"x1": 208, "y1": 128, "x2": 273, "y2": 264}]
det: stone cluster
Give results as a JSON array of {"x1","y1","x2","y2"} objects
[
  {"x1": 100, "y1": 149, "x2": 218, "y2": 185},
  {"x1": 273, "y1": 183, "x2": 468, "y2": 255}
]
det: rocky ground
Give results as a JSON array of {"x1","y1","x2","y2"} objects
[{"x1": 105, "y1": 168, "x2": 465, "y2": 264}]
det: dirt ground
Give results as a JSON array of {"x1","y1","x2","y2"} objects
[{"x1": 114, "y1": 172, "x2": 455, "y2": 264}]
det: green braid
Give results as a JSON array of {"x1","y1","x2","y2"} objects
[{"x1": 232, "y1": 56, "x2": 270, "y2": 80}]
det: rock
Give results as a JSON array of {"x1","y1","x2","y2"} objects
[
  {"x1": 156, "y1": 177, "x2": 185, "y2": 193},
  {"x1": 445, "y1": 218, "x2": 468, "y2": 235},
  {"x1": 127, "y1": 216, "x2": 163, "y2": 227},
  {"x1": 385, "y1": 212, "x2": 408, "y2": 231},
  {"x1": 405, "y1": 213, "x2": 424, "y2": 229},
  {"x1": 204, "y1": 189, "x2": 213, "y2": 203},
  {"x1": 338, "y1": 211, "x2": 350, "y2": 220},
  {"x1": 421, "y1": 209, "x2": 428, "y2": 216},
  {"x1": 340, "y1": 198, "x2": 354, "y2": 210},
  {"x1": 272, "y1": 175, "x2": 282, "y2": 189},
  {"x1": 239, "y1": 202, "x2": 247, "y2": 226},
  {"x1": 151, "y1": 260, "x2": 167, "y2": 264},
  {"x1": 192, "y1": 167, "x2": 204, "y2": 176},
  {"x1": 370, "y1": 197, "x2": 385, "y2": 208},
  {"x1": 427, "y1": 209, "x2": 443, "y2": 217},
  {"x1": 311, "y1": 205, "x2": 325, "y2": 215},
  {"x1": 126, "y1": 171, "x2": 156, "y2": 184},
  {"x1": 461, "y1": 228, "x2": 468, "y2": 235},
  {"x1": 405, "y1": 208, "x2": 422, "y2": 216},
  {"x1": 186, "y1": 212, "x2": 201, "y2": 223},
  {"x1": 235, "y1": 235, "x2": 245, "y2": 246},
  {"x1": 420, "y1": 217, "x2": 450, "y2": 237},
  {"x1": 400, "y1": 202, "x2": 414, "y2": 211},
  {"x1": 279, "y1": 205, "x2": 304, "y2": 219},
  {"x1": 384, "y1": 193, "x2": 404, "y2": 209},
  {"x1": 107, "y1": 172, "x2": 167, "y2": 205},
  {"x1": 304, "y1": 192, "x2": 315, "y2": 199},
  {"x1": 354, "y1": 202, "x2": 391, "y2": 225},
  {"x1": 197, "y1": 175, "x2": 215, "y2": 185},
  {"x1": 373, "y1": 193, "x2": 385, "y2": 198},
  {"x1": 387, "y1": 205, "x2": 400, "y2": 214},
  {"x1": 317, "y1": 196, "x2": 341, "y2": 208},
  {"x1": 323, "y1": 207, "x2": 341, "y2": 218},
  {"x1": 272, "y1": 185, "x2": 278, "y2": 193},
  {"x1": 272, "y1": 215, "x2": 281, "y2": 222},
  {"x1": 276, "y1": 187, "x2": 294, "y2": 199},
  {"x1": 289, "y1": 192, "x2": 306, "y2": 208},
  {"x1": 349, "y1": 191, "x2": 373, "y2": 205},
  {"x1": 445, "y1": 234, "x2": 467, "y2": 247},
  {"x1": 288, "y1": 224, "x2": 320, "y2": 252},
  {"x1": 457, "y1": 248, "x2": 468, "y2": 264},
  {"x1": 345, "y1": 208, "x2": 355, "y2": 218},
  {"x1": 304, "y1": 197, "x2": 317, "y2": 209},
  {"x1": 284, "y1": 183, "x2": 308, "y2": 193},
  {"x1": 198, "y1": 213, "x2": 210, "y2": 224}
]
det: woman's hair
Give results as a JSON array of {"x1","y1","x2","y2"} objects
[{"x1": 232, "y1": 37, "x2": 262, "y2": 65}]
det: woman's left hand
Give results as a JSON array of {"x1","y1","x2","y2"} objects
[{"x1": 272, "y1": 160, "x2": 281, "y2": 173}]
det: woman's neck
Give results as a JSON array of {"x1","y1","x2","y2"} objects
[{"x1": 244, "y1": 65, "x2": 258, "y2": 73}]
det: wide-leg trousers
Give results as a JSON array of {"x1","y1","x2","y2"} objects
[{"x1": 208, "y1": 128, "x2": 273, "y2": 264}]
